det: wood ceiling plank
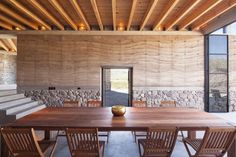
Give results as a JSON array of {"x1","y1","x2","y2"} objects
[
  {"x1": 90, "y1": 0, "x2": 103, "y2": 30},
  {"x1": 127, "y1": 0, "x2": 137, "y2": 30},
  {"x1": 69, "y1": 0, "x2": 90, "y2": 30},
  {"x1": 178, "y1": 0, "x2": 223, "y2": 30},
  {"x1": 49, "y1": 0, "x2": 77, "y2": 30},
  {"x1": 140, "y1": 0, "x2": 159, "y2": 30},
  {"x1": 0, "y1": 21, "x2": 13, "y2": 30},
  {"x1": 6, "y1": 39, "x2": 17, "y2": 51},
  {"x1": 192, "y1": 0, "x2": 236, "y2": 30},
  {"x1": 0, "y1": 14, "x2": 26, "y2": 30},
  {"x1": 0, "y1": 40, "x2": 9, "y2": 51},
  {"x1": 8, "y1": 0, "x2": 51, "y2": 30},
  {"x1": 0, "y1": 3, "x2": 37, "y2": 30},
  {"x1": 153, "y1": 0, "x2": 180, "y2": 30},
  {"x1": 112, "y1": 0, "x2": 116, "y2": 30},
  {"x1": 165, "y1": 0, "x2": 202, "y2": 30},
  {"x1": 28, "y1": 0, "x2": 64, "y2": 30}
]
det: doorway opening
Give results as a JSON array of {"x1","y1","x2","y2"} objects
[{"x1": 102, "y1": 67, "x2": 132, "y2": 107}]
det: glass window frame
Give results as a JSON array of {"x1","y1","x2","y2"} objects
[{"x1": 205, "y1": 35, "x2": 229, "y2": 113}]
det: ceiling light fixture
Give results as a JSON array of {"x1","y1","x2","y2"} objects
[
  {"x1": 79, "y1": 24, "x2": 86, "y2": 31},
  {"x1": 38, "y1": 26, "x2": 46, "y2": 30},
  {"x1": 117, "y1": 23, "x2": 125, "y2": 31},
  {"x1": 12, "y1": 26, "x2": 20, "y2": 31}
]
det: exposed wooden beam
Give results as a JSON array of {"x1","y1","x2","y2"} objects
[
  {"x1": 8, "y1": 0, "x2": 51, "y2": 30},
  {"x1": 28, "y1": 0, "x2": 64, "y2": 30},
  {"x1": 153, "y1": 0, "x2": 180, "y2": 30},
  {"x1": 6, "y1": 39, "x2": 17, "y2": 51},
  {"x1": 0, "y1": 3, "x2": 37, "y2": 30},
  {"x1": 140, "y1": 0, "x2": 159, "y2": 30},
  {"x1": 179, "y1": 0, "x2": 223, "y2": 30},
  {"x1": 0, "y1": 30, "x2": 203, "y2": 36},
  {"x1": 49, "y1": 0, "x2": 77, "y2": 30},
  {"x1": 165, "y1": 0, "x2": 202, "y2": 30},
  {"x1": 0, "y1": 40, "x2": 9, "y2": 51},
  {"x1": 127, "y1": 0, "x2": 137, "y2": 30},
  {"x1": 192, "y1": 0, "x2": 236, "y2": 30},
  {"x1": 0, "y1": 14, "x2": 26, "y2": 30},
  {"x1": 69, "y1": 0, "x2": 90, "y2": 30},
  {"x1": 0, "y1": 21, "x2": 12, "y2": 30},
  {"x1": 112, "y1": 0, "x2": 116, "y2": 30},
  {"x1": 90, "y1": 0, "x2": 103, "y2": 30}
]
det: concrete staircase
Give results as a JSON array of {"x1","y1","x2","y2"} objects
[{"x1": 0, "y1": 89, "x2": 46, "y2": 124}]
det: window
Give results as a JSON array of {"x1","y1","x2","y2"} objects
[{"x1": 206, "y1": 35, "x2": 228, "y2": 112}]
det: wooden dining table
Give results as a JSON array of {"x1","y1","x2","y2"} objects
[{"x1": 2, "y1": 107, "x2": 236, "y2": 156}]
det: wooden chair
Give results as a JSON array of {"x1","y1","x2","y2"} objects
[
  {"x1": 132, "y1": 100, "x2": 147, "y2": 142},
  {"x1": 160, "y1": 100, "x2": 176, "y2": 107},
  {"x1": 56, "y1": 100, "x2": 80, "y2": 137},
  {"x1": 63, "y1": 100, "x2": 80, "y2": 107},
  {"x1": 66, "y1": 128, "x2": 105, "y2": 157},
  {"x1": 87, "y1": 100, "x2": 102, "y2": 107},
  {"x1": 183, "y1": 127, "x2": 236, "y2": 157},
  {"x1": 1, "y1": 128, "x2": 57, "y2": 157},
  {"x1": 132, "y1": 100, "x2": 147, "y2": 107},
  {"x1": 87, "y1": 100, "x2": 110, "y2": 143},
  {"x1": 138, "y1": 127, "x2": 178, "y2": 157}
]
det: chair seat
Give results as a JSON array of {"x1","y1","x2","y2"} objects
[
  {"x1": 98, "y1": 131, "x2": 110, "y2": 136},
  {"x1": 183, "y1": 138, "x2": 223, "y2": 157},
  {"x1": 135, "y1": 131, "x2": 147, "y2": 136}
]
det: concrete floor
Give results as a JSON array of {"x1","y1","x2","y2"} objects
[{"x1": 47, "y1": 112, "x2": 236, "y2": 157}]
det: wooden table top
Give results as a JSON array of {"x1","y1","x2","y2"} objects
[{"x1": 7, "y1": 107, "x2": 232, "y2": 131}]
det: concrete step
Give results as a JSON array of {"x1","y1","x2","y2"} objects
[
  {"x1": 0, "y1": 97, "x2": 32, "y2": 109},
  {"x1": 0, "y1": 84, "x2": 16, "y2": 90},
  {"x1": 0, "y1": 94, "x2": 25, "y2": 103},
  {"x1": 10, "y1": 104, "x2": 46, "y2": 119},
  {"x1": 0, "y1": 90, "x2": 17, "y2": 96},
  {"x1": 3, "y1": 101, "x2": 39, "y2": 115}
]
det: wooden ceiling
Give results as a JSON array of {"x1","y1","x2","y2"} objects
[
  {"x1": 0, "y1": 37, "x2": 17, "y2": 54},
  {"x1": 0, "y1": 0, "x2": 236, "y2": 32}
]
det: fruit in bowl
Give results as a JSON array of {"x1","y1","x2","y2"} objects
[{"x1": 111, "y1": 105, "x2": 126, "y2": 116}]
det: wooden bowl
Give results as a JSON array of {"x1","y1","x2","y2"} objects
[{"x1": 111, "y1": 105, "x2": 126, "y2": 116}]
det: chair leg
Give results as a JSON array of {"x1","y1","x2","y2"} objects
[
  {"x1": 49, "y1": 142, "x2": 57, "y2": 157},
  {"x1": 138, "y1": 140, "x2": 142, "y2": 157},
  {"x1": 101, "y1": 143, "x2": 105, "y2": 157},
  {"x1": 183, "y1": 140, "x2": 192, "y2": 157},
  {"x1": 107, "y1": 131, "x2": 110, "y2": 143},
  {"x1": 134, "y1": 132, "x2": 137, "y2": 143}
]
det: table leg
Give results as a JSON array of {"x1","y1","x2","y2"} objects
[
  {"x1": 44, "y1": 130, "x2": 50, "y2": 140},
  {"x1": 228, "y1": 137, "x2": 236, "y2": 157},
  {"x1": 187, "y1": 131, "x2": 196, "y2": 139}
]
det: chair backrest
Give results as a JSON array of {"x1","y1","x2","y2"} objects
[
  {"x1": 87, "y1": 100, "x2": 102, "y2": 107},
  {"x1": 160, "y1": 100, "x2": 176, "y2": 108},
  {"x1": 63, "y1": 100, "x2": 80, "y2": 107},
  {"x1": 66, "y1": 128, "x2": 101, "y2": 157},
  {"x1": 1, "y1": 128, "x2": 44, "y2": 157},
  {"x1": 132, "y1": 100, "x2": 147, "y2": 107},
  {"x1": 143, "y1": 127, "x2": 178, "y2": 156},
  {"x1": 197, "y1": 127, "x2": 236, "y2": 156}
]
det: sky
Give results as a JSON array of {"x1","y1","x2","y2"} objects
[{"x1": 212, "y1": 21, "x2": 236, "y2": 35}]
